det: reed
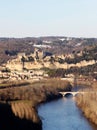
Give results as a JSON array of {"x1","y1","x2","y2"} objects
[{"x1": 76, "y1": 87, "x2": 97, "y2": 125}]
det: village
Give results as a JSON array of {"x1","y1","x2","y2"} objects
[{"x1": 0, "y1": 48, "x2": 96, "y2": 83}]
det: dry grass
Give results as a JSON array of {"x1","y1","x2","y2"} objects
[
  {"x1": 3, "y1": 78, "x2": 97, "y2": 127},
  {"x1": 0, "y1": 78, "x2": 72, "y2": 125},
  {"x1": 0, "y1": 80, "x2": 30, "y2": 88},
  {"x1": 0, "y1": 78, "x2": 72, "y2": 103},
  {"x1": 11, "y1": 100, "x2": 41, "y2": 123},
  {"x1": 76, "y1": 86, "x2": 97, "y2": 125}
]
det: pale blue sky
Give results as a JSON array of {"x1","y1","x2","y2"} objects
[{"x1": 0, "y1": 0, "x2": 97, "y2": 38}]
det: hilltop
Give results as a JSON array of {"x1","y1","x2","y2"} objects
[
  {"x1": 0, "y1": 36, "x2": 97, "y2": 82},
  {"x1": 0, "y1": 36, "x2": 97, "y2": 64}
]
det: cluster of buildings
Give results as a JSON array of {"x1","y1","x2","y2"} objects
[
  {"x1": 0, "y1": 48, "x2": 95, "y2": 82},
  {"x1": 0, "y1": 69, "x2": 48, "y2": 82}
]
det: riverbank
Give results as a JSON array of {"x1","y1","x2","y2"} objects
[
  {"x1": 0, "y1": 78, "x2": 72, "y2": 130},
  {"x1": 76, "y1": 88, "x2": 97, "y2": 125},
  {"x1": 0, "y1": 102, "x2": 42, "y2": 130}
]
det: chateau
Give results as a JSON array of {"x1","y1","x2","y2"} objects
[{"x1": 0, "y1": 48, "x2": 96, "y2": 81}]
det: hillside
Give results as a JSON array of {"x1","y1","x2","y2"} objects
[{"x1": 0, "y1": 36, "x2": 97, "y2": 65}]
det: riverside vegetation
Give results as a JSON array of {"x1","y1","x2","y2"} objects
[
  {"x1": 76, "y1": 83, "x2": 97, "y2": 125},
  {"x1": 0, "y1": 78, "x2": 72, "y2": 130},
  {"x1": 0, "y1": 37, "x2": 97, "y2": 129}
]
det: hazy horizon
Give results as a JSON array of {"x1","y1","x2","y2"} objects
[
  {"x1": 0, "y1": 0, "x2": 97, "y2": 38},
  {"x1": 0, "y1": 35, "x2": 97, "y2": 39}
]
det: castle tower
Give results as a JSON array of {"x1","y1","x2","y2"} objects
[{"x1": 34, "y1": 48, "x2": 43, "y2": 60}]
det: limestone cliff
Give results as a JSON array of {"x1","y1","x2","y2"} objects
[
  {"x1": 5, "y1": 51, "x2": 96, "y2": 71},
  {"x1": 6, "y1": 58, "x2": 96, "y2": 71}
]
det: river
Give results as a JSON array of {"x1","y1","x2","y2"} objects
[{"x1": 38, "y1": 97, "x2": 97, "y2": 130}]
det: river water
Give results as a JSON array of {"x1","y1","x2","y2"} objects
[{"x1": 38, "y1": 97, "x2": 97, "y2": 130}]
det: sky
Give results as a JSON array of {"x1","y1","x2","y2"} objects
[{"x1": 0, "y1": 0, "x2": 97, "y2": 38}]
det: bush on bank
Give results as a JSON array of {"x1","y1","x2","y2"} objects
[
  {"x1": 0, "y1": 78, "x2": 72, "y2": 130},
  {"x1": 76, "y1": 89, "x2": 97, "y2": 125},
  {"x1": 0, "y1": 78, "x2": 72, "y2": 103}
]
